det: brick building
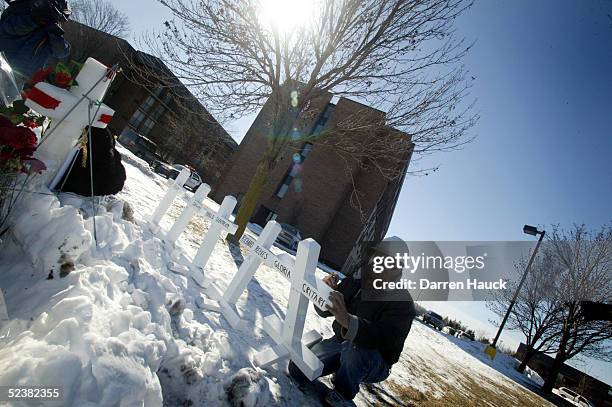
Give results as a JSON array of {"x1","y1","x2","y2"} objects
[
  {"x1": 60, "y1": 21, "x2": 237, "y2": 187},
  {"x1": 214, "y1": 93, "x2": 414, "y2": 270}
]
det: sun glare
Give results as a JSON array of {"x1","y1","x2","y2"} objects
[{"x1": 258, "y1": 0, "x2": 317, "y2": 34}]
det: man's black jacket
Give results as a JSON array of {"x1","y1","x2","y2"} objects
[{"x1": 316, "y1": 275, "x2": 415, "y2": 366}]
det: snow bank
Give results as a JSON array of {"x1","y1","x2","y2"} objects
[
  {"x1": 0, "y1": 262, "x2": 166, "y2": 406},
  {"x1": 11, "y1": 194, "x2": 92, "y2": 277}
]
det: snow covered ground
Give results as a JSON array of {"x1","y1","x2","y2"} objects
[{"x1": 0, "y1": 145, "x2": 553, "y2": 406}]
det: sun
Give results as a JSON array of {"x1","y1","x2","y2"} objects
[{"x1": 258, "y1": 0, "x2": 317, "y2": 35}]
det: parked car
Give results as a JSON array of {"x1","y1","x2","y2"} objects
[
  {"x1": 456, "y1": 330, "x2": 475, "y2": 341},
  {"x1": 422, "y1": 311, "x2": 445, "y2": 330},
  {"x1": 557, "y1": 387, "x2": 595, "y2": 407},
  {"x1": 119, "y1": 128, "x2": 160, "y2": 164},
  {"x1": 150, "y1": 160, "x2": 180, "y2": 179},
  {"x1": 172, "y1": 164, "x2": 202, "y2": 191},
  {"x1": 277, "y1": 223, "x2": 302, "y2": 250},
  {"x1": 442, "y1": 326, "x2": 457, "y2": 336}
]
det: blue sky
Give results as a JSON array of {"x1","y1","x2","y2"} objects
[
  {"x1": 108, "y1": 0, "x2": 611, "y2": 384},
  {"x1": 385, "y1": 1, "x2": 611, "y2": 383}
]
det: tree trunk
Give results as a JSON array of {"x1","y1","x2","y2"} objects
[
  {"x1": 227, "y1": 158, "x2": 272, "y2": 242},
  {"x1": 517, "y1": 347, "x2": 536, "y2": 373},
  {"x1": 542, "y1": 351, "x2": 565, "y2": 393}
]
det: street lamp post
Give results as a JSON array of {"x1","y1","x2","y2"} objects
[{"x1": 484, "y1": 225, "x2": 546, "y2": 360}]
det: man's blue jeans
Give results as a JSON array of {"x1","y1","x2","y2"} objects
[{"x1": 288, "y1": 337, "x2": 390, "y2": 400}]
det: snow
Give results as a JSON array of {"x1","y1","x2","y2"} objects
[{"x1": 0, "y1": 145, "x2": 550, "y2": 406}]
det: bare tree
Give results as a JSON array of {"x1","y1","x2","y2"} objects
[
  {"x1": 540, "y1": 224, "x2": 612, "y2": 393},
  {"x1": 58, "y1": 0, "x2": 131, "y2": 63},
  {"x1": 157, "y1": 98, "x2": 231, "y2": 182},
  {"x1": 490, "y1": 224, "x2": 611, "y2": 390},
  {"x1": 137, "y1": 0, "x2": 477, "y2": 239},
  {"x1": 70, "y1": 0, "x2": 130, "y2": 38},
  {"x1": 488, "y1": 251, "x2": 563, "y2": 373}
]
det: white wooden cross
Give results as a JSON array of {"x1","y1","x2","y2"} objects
[
  {"x1": 253, "y1": 239, "x2": 334, "y2": 381},
  {"x1": 25, "y1": 57, "x2": 116, "y2": 187},
  {"x1": 190, "y1": 195, "x2": 238, "y2": 287},
  {"x1": 201, "y1": 219, "x2": 335, "y2": 378},
  {"x1": 149, "y1": 168, "x2": 191, "y2": 229},
  {"x1": 165, "y1": 182, "x2": 212, "y2": 244}
]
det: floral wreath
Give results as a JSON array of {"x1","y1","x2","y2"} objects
[{"x1": 0, "y1": 62, "x2": 81, "y2": 174}]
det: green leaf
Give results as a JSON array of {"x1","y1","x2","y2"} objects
[{"x1": 54, "y1": 62, "x2": 71, "y2": 75}]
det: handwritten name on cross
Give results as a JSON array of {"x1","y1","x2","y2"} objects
[{"x1": 239, "y1": 233, "x2": 332, "y2": 312}]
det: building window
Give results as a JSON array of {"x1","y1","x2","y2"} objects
[
  {"x1": 275, "y1": 142, "x2": 313, "y2": 198},
  {"x1": 301, "y1": 142, "x2": 313, "y2": 157},
  {"x1": 274, "y1": 103, "x2": 334, "y2": 199},
  {"x1": 141, "y1": 95, "x2": 156, "y2": 111},
  {"x1": 126, "y1": 86, "x2": 168, "y2": 136},
  {"x1": 128, "y1": 108, "x2": 146, "y2": 128},
  {"x1": 311, "y1": 103, "x2": 334, "y2": 135},
  {"x1": 141, "y1": 118, "x2": 156, "y2": 135},
  {"x1": 276, "y1": 182, "x2": 290, "y2": 198},
  {"x1": 149, "y1": 104, "x2": 165, "y2": 120}
]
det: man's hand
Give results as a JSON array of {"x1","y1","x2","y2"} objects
[
  {"x1": 327, "y1": 291, "x2": 349, "y2": 328},
  {"x1": 322, "y1": 272, "x2": 339, "y2": 290}
]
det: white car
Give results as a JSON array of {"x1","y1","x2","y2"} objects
[
  {"x1": 556, "y1": 387, "x2": 595, "y2": 407},
  {"x1": 172, "y1": 164, "x2": 203, "y2": 191},
  {"x1": 442, "y1": 326, "x2": 457, "y2": 336},
  {"x1": 455, "y1": 330, "x2": 475, "y2": 341}
]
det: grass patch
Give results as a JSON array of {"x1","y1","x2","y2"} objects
[{"x1": 383, "y1": 375, "x2": 550, "y2": 407}]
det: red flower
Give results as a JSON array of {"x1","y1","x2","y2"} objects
[
  {"x1": 28, "y1": 67, "x2": 52, "y2": 87},
  {"x1": 0, "y1": 126, "x2": 37, "y2": 150},
  {"x1": 14, "y1": 147, "x2": 36, "y2": 157},
  {"x1": 0, "y1": 150, "x2": 17, "y2": 161},
  {"x1": 53, "y1": 72, "x2": 73, "y2": 89},
  {"x1": 22, "y1": 119, "x2": 39, "y2": 129}
]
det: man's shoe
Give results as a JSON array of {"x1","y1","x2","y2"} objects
[{"x1": 323, "y1": 390, "x2": 353, "y2": 407}]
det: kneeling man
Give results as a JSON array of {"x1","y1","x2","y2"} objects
[{"x1": 288, "y1": 238, "x2": 416, "y2": 406}]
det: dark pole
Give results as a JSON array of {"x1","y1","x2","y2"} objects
[{"x1": 490, "y1": 228, "x2": 545, "y2": 348}]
